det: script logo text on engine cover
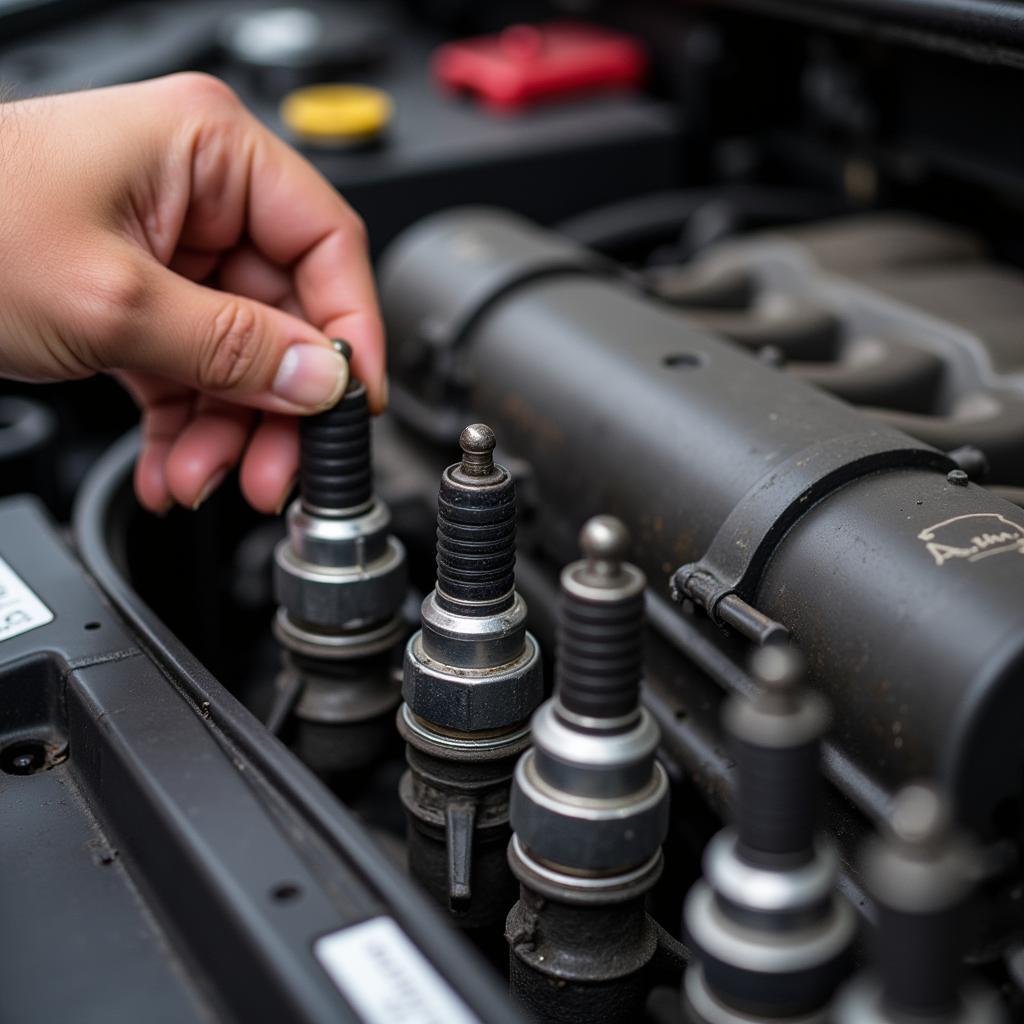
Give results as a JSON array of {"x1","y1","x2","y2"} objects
[{"x1": 918, "y1": 513, "x2": 1024, "y2": 567}]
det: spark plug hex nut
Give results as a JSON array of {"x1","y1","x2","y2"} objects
[
  {"x1": 403, "y1": 630, "x2": 543, "y2": 732},
  {"x1": 274, "y1": 527, "x2": 406, "y2": 631},
  {"x1": 510, "y1": 749, "x2": 669, "y2": 873}
]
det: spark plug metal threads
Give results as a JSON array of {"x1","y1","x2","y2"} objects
[
  {"x1": 833, "y1": 784, "x2": 1006, "y2": 1024},
  {"x1": 506, "y1": 517, "x2": 669, "y2": 1024},
  {"x1": 398, "y1": 424, "x2": 543, "y2": 939},
  {"x1": 272, "y1": 340, "x2": 408, "y2": 777},
  {"x1": 682, "y1": 646, "x2": 855, "y2": 1024}
]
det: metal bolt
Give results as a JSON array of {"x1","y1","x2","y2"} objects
[
  {"x1": 331, "y1": 338, "x2": 354, "y2": 362},
  {"x1": 579, "y1": 515, "x2": 630, "y2": 585},
  {"x1": 750, "y1": 644, "x2": 804, "y2": 713},
  {"x1": 459, "y1": 423, "x2": 496, "y2": 477},
  {"x1": 888, "y1": 783, "x2": 950, "y2": 851},
  {"x1": 751, "y1": 644, "x2": 802, "y2": 690},
  {"x1": 947, "y1": 469, "x2": 969, "y2": 487}
]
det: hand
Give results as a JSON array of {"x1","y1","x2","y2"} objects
[{"x1": 0, "y1": 73, "x2": 385, "y2": 514}]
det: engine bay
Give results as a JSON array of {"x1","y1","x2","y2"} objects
[{"x1": 4, "y1": 2, "x2": 1024, "y2": 1022}]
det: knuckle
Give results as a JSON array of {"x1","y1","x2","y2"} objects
[
  {"x1": 347, "y1": 212, "x2": 369, "y2": 250},
  {"x1": 198, "y1": 300, "x2": 262, "y2": 392},
  {"x1": 166, "y1": 71, "x2": 240, "y2": 111}
]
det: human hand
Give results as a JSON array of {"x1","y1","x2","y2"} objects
[{"x1": 0, "y1": 73, "x2": 384, "y2": 514}]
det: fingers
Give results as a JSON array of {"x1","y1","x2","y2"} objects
[
  {"x1": 239, "y1": 127, "x2": 387, "y2": 410},
  {"x1": 218, "y1": 245, "x2": 294, "y2": 307},
  {"x1": 90, "y1": 245, "x2": 350, "y2": 415},
  {"x1": 157, "y1": 74, "x2": 385, "y2": 408},
  {"x1": 125, "y1": 248, "x2": 302, "y2": 515},
  {"x1": 121, "y1": 370, "x2": 298, "y2": 516},
  {"x1": 162, "y1": 398, "x2": 254, "y2": 509},
  {"x1": 120, "y1": 372, "x2": 194, "y2": 514},
  {"x1": 240, "y1": 414, "x2": 299, "y2": 514}
]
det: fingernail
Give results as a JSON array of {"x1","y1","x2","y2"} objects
[
  {"x1": 275, "y1": 474, "x2": 298, "y2": 516},
  {"x1": 192, "y1": 467, "x2": 229, "y2": 511},
  {"x1": 272, "y1": 343, "x2": 349, "y2": 410}
]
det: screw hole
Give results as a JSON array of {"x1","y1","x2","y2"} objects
[
  {"x1": 674, "y1": 708, "x2": 689, "y2": 720},
  {"x1": 1, "y1": 740, "x2": 48, "y2": 776},
  {"x1": 84, "y1": 621, "x2": 101, "y2": 631},
  {"x1": 270, "y1": 882, "x2": 302, "y2": 903},
  {"x1": 662, "y1": 353, "x2": 703, "y2": 369}
]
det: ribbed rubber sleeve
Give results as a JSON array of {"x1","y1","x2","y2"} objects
[
  {"x1": 435, "y1": 468, "x2": 516, "y2": 615},
  {"x1": 732, "y1": 737, "x2": 819, "y2": 866},
  {"x1": 299, "y1": 383, "x2": 371, "y2": 512},
  {"x1": 876, "y1": 905, "x2": 962, "y2": 1016},
  {"x1": 556, "y1": 586, "x2": 644, "y2": 720}
]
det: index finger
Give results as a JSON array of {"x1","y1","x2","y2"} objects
[{"x1": 244, "y1": 124, "x2": 386, "y2": 410}]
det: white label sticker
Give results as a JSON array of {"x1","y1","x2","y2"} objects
[
  {"x1": 314, "y1": 916, "x2": 480, "y2": 1024},
  {"x1": 0, "y1": 556, "x2": 53, "y2": 642}
]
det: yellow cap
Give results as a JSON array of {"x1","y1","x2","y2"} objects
[{"x1": 280, "y1": 84, "x2": 392, "y2": 142}]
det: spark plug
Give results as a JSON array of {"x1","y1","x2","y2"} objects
[
  {"x1": 506, "y1": 516, "x2": 670, "y2": 1024},
  {"x1": 682, "y1": 646, "x2": 855, "y2": 1024},
  {"x1": 833, "y1": 784, "x2": 1006, "y2": 1024},
  {"x1": 272, "y1": 340, "x2": 408, "y2": 777},
  {"x1": 397, "y1": 424, "x2": 544, "y2": 941}
]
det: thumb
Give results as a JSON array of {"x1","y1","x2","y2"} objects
[{"x1": 95, "y1": 256, "x2": 349, "y2": 413}]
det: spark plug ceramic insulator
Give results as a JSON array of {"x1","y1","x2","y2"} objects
[
  {"x1": 272, "y1": 340, "x2": 408, "y2": 777},
  {"x1": 397, "y1": 424, "x2": 544, "y2": 946},
  {"x1": 682, "y1": 646, "x2": 855, "y2": 1024},
  {"x1": 832, "y1": 784, "x2": 1006, "y2": 1024},
  {"x1": 506, "y1": 516, "x2": 670, "y2": 1024}
]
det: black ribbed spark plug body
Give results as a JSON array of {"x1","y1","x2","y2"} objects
[
  {"x1": 299, "y1": 379, "x2": 372, "y2": 513},
  {"x1": 682, "y1": 646, "x2": 855, "y2": 1024},
  {"x1": 831, "y1": 784, "x2": 1006, "y2": 1024},
  {"x1": 870, "y1": 787, "x2": 970, "y2": 1017},
  {"x1": 725, "y1": 647, "x2": 829, "y2": 868},
  {"x1": 434, "y1": 425, "x2": 516, "y2": 616},
  {"x1": 732, "y1": 731, "x2": 821, "y2": 867},
  {"x1": 297, "y1": 340, "x2": 372, "y2": 514},
  {"x1": 555, "y1": 516, "x2": 646, "y2": 721}
]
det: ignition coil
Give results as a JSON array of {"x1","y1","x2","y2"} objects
[
  {"x1": 272, "y1": 339, "x2": 408, "y2": 777},
  {"x1": 397, "y1": 424, "x2": 544, "y2": 943},
  {"x1": 506, "y1": 516, "x2": 670, "y2": 1024},
  {"x1": 833, "y1": 784, "x2": 1006, "y2": 1024},
  {"x1": 682, "y1": 646, "x2": 855, "y2": 1024}
]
